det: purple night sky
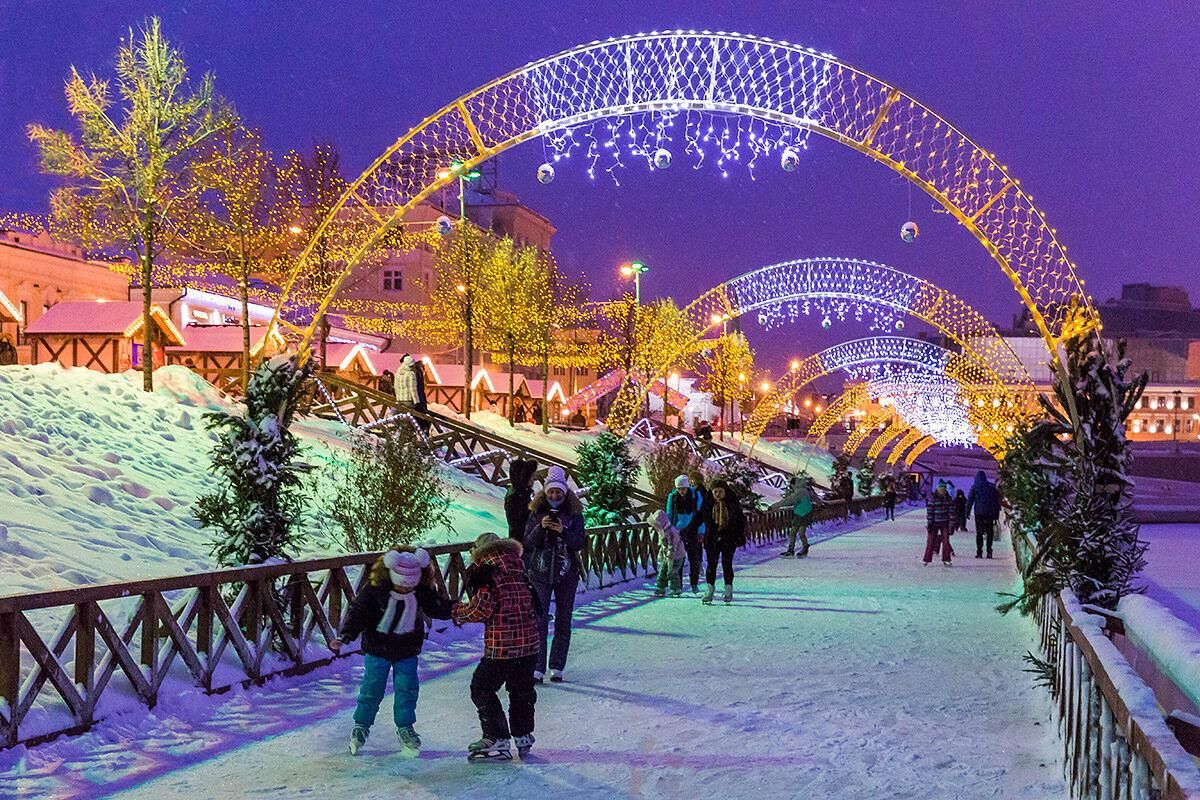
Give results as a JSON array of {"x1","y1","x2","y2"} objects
[{"x1": 2, "y1": 2, "x2": 1199, "y2": 373}]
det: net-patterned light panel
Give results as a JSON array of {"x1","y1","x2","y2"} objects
[{"x1": 274, "y1": 31, "x2": 1097, "y2": 355}]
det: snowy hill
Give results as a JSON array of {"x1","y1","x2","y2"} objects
[{"x1": 0, "y1": 365, "x2": 506, "y2": 597}]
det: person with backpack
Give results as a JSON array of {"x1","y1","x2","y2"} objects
[
  {"x1": 703, "y1": 480, "x2": 747, "y2": 604},
  {"x1": 772, "y1": 473, "x2": 815, "y2": 558},
  {"x1": 666, "y1": 474, "x2": 705, "y2": 593},
  {"x1": 453, "y1": 532, "x2": 541, "y2": 762},
  {"x1": 523, "y1": 466, "x2": 586, "y2": 683},
  {"x1": 966, "y1": 470, "x2": 1002, "y2": 559},
  {"x1": 330, "y1": 547, "x2": 453, "y2": 757},
  {"x1": 923, "y1": 480, "x2": 955, "y2": 566}
]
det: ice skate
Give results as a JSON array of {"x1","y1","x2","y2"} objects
[
  {"x1": 533, "y1": 670, "x2": 544, "y2": 684},
  {"x1": 779, "y1": 549, "x2": 794, "y2": 558},
  {"x1": 468, "y1": 737, "x2": 512, "y2": 762},
  {"x1": 397, "y1": 725, "x2": 421, "y2": 757},
  {"x1": 549, "y1": 669, "x2": 564, "y2": 683},
  {"x1": 653, "y1": 587, "x2": 666, "y2": 597},
  {"x1": 349, "y1": 725, "x2": 368, "y2": 756},
  {"x1": 723, "y1": 585, "x2": 733, "y2": 604},
  {"x1": 796, "y1": 544, "x2": 810, "y2": 558},
  {"x1": 514, "y1": 734, "x2": 535, "y2": 758},
  {"x1": 702, "y1": 583, "x2": 715, "y2": 605}
]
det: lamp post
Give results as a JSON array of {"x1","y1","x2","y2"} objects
[
  {"x1": 619, "y1": 260, "x2": 649, "y2": 304},
  {"x1": 456, "y1": 282, "x2": 474, "y2": 419},
  {"x1": 437, "y1": 161, "x2": 482, "y2": 221},
  {"x1": 1173, "y1": 389, "x2": 1182, "y2": 451}
]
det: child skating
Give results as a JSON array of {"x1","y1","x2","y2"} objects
[
  {"x1": 453, "y1": 532, "x2": 541, "y2": 762},
  {"x1": 650, "y1": 509, "x2": 686, "y2": 597},
  {"x1": 330, "y1": 547, "x2": 452, "y2": 756}
]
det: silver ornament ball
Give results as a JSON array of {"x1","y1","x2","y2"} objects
[
  {"x1": 537, "y1": 162, "x2": 555, "y2": 185},
  {"x1": 436, "y1": 216, "x2": 454, "y2": 237},
  {"x1": 900, "y1": 221, "x2": 919, "y2": 243},
  {"x1": 780, "y1": 147, "x2": 800, "y2": 172},
  {"x1": 653, "y1": 148, "x2": 672, "y2": 170}
]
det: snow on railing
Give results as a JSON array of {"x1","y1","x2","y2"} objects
[{"x1": 1008, "y1": 517, "x2": 1200, "y2": 799}]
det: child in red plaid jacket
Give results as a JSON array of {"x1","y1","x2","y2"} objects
[{"x1": 452, "y1": 532, "x2": 541, "y2": 760}]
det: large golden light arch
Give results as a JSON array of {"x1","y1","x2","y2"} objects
[{"x1": 271, "y1": 31, "x2": 1096, "y2": 383}]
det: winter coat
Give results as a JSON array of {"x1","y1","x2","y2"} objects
[
  {"x1": 706, "y1": 497, "x2": 747, "y2": 549},
  {"x1": 926, "y1": 492, "x2": 954, "y2": 527},
  {"x1": 523, "y1": 489, "x2": 587, "y2": 586},
  {"x1": 954, "y1": 494, "x2": 967, "y2": 521},
  {"x1": 413, "y1": 361, "x2": 428, "y2": 408},
  {"x1": 504, "y1": 459, "x2": 538, "y2": 542},
  {"x1": 339, "y1": 582, "x2": 452, "y2": 662},
  {"x1": 394, "y1": 359, "x2": 419, "y2": 405},
  {"x1": 652, "y1": 511, "x2": 687, "y2": 561},
  {"x1": 666, "y1": 487, "x2": 704, "y2": 537},
  {"x1": 967, "y1": 471, "x2": 1002, "y2": 519},
  {"x1": 452, "y1": 538, "x2": 541, "y2": 659},
  {"x1": 773, "y1": 480, "x2": 815, "y2": 521}
]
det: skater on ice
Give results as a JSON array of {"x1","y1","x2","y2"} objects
[
  {"x1": 650, "y1": 508, "x2": 686, "y2": 597},
  {"x1": 329, "y1": 547, "x2": 453, "y2": 757},
  {"x1": 703, "y1": 480, "x2": 747, "y2": 604},
  {"x1": 967, "y1": 470, "x2": 1002, "y2": 559},
  {"x1": 523, "y1": 465, "x2": 586, "y2": 683},
  {"x1": 923, "y1": 480, "x2": 955, "y2": 566},
  {"x1": 453, "y1": 532, "x2": 542, "y2": 762},
  {"x1": 666, "y1": 473, "x2": 706, "y2": 593},
  {"x1": 772, "y1": 472, "x2": 816, "y2": 558}
]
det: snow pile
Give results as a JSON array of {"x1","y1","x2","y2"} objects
[
  {"x1": 1118, "y1": 593, "x2": 1200, "y2": 713},
  {"x1": 0, "y1": 365, "x2": 505, "y2": 597}
]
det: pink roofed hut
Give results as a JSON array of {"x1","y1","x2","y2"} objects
[
  {"x1": 165, "y1": 325, "x2": 285, "y2": 392},
  {"x1": 24, "y1": 301, "x2": 185, "y2": 373}
]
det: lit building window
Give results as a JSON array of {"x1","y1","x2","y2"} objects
[
  {"x1": 383, "y1": 270, "x2": 403, "y2": 291},
  {"x1": 1132, "y1": 419, "x2": 1142, "y2": 433}
]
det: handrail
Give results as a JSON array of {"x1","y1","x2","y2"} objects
[
  {"x1": 5, "y1": 492, "x2": 901, "y2": 751},
  {"x1": 1008, "y1": 516, "x2": 1200, "y2": 798}
]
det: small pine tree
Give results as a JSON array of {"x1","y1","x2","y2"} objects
[
  {"x1": 831, "y1": 453, "x2": 854, "y2": 498},
  {"x1": 328, "y1": 425, "x2": 453, "y2": 552},
  {"x1": 575, "y1": 431, "x2": 640, "y2": 525},
  {"x1": 857, "y1": 458, "x2": 876, "y2": 497},
  {"x1": 195, "y1": 355, "x2": 314, "y2": 566},
  {"x1": 644, "y1": 440, "x2": 703, "y2": 499},
  {"x1": 711, "y1": 458, "x2": 762, "y2": 512}
]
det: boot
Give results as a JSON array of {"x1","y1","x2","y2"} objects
[
  {"x1": 397, "y1": 725, "x2": 421, "y2": 757},
  {"x1": 702, "y1": 583, "x2": 715, "y2": 604},
  {"x1": 349, "y1": 725, "x2": 368, "y2": 756},
  {"x1": 723, "y1": 584, "x2": 733, "y2": 604}
]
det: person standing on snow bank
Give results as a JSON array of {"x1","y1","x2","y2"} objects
[
  {"x1": 666, "y1": 474, "x2": 705, "y2": 593},
  {"x1": 454, "y1": 532, "x2": 541, "y2": 762},
  {"x1": 923, "y1": 480, "x2": 955, "y2": 566},
  {"x1": 331, "y1": 547, "x2": 452, "y2": 757},
  {"x1": 394, "y1": 355, "x2": 419, "y2": 410},
  {"x1": 702, "y1": 480, "x2": 747, "y2": 604},
  {"x1": 524, "y1": 465, "x2": 586, "y2": 684},
  {"x1": 650, "y1": 509, "x2": 687, "y2": 597},
  {"x1": 966, "y1": 470, "x2": 1002, "y2": 559},
  {"x1": 771, "y1": 473, "x2": 815, "y2": 558}
]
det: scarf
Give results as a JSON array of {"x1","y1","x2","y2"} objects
[
  {"x1": 712, "y1": 500, "x2": 729, "y2": 533},
  {"x1": 376, "y1": 590, "x2": 418, "y2": 635}
]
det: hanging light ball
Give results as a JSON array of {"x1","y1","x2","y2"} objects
[
  {"x1": 780, "y1": 147, "x2": 800, "y2": 172},
  {"x1": 900, "y1": 221, "x2": 920, "y2": 243},
  {"x1": 436, "y1": 215, "x2": 454, "y2": 237},
  {"x1": 821, "y1": 316, "x2": 832, "y2": 330},
  {"x1": 653, "y1": 147, "x2": 672, "y2": 170},
  {"x1": 895, "y1": 319, "x2": 905, "y2": 331},
  {"x1": 537, "y1": 162, "x2": 555, "y2": 185},
  {"x1": 757, "y1": 312, "x2": 768, "y2": 326}
]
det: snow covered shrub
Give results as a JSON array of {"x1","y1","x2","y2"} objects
[
  {"x1": 575, "y1": 431, "x2": 640, "y2": 526},
  {"x1": 195, "y1": 355, "x2": 314, "y2": 567},
  {"x1": 644, "y1": 440, "x2": 702, "y2": 499},
  {"x1": 711, "y1": 457, "x2": 762, "y2": 512},
  {"x1": 857, "y1": 457, "x2": 876, "y2": 497},
  {"x1": 328, "y1": 424, "x2": 452, "y2": 552},
  {"x1": 831, "y1": 453, "x2": 853, "y2": 497},
  {"x1": 1000, "y1": 316, "x2": 1148, "y2": 614}
]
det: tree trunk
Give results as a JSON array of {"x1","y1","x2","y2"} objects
[
  {"x1": 240, "y1": 255, "x2": 251, "y2": 391},
  {"x1": 541, "y1": 344, "x2": 550, "y2": 434},
  {"x1": 464, "y1": 299, "x2": 473, "y2": 420},
  {"x1": 507, "y1": 335, "x2": 515, "y2": 426},
  {"x1": 141, "y1": 223, "x2": 154, "y2": 392}
]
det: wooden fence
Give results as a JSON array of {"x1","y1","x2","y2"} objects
[
  {"x1": 1010, "y1": 522, "x2": 1200, "y2": 800},
  {"x1": 0, "y1": 495, "x2": 901, "y2": 751}
]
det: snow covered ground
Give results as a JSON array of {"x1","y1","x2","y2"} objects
[
  {"x1": 0, "y1": 365, "x2": 506, "y2": 597},
  {"x1": 1139, "y1": 523, "x2": 1200, "y2": 632},
  {"x1": 0, "y1": 511, "x2": 1066, "y2": 799}
]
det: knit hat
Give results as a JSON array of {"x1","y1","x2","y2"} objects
[
  {"x1": 544, "y1": 465, "x2": 569, "y2": 494},
  {"x1": 674, "y1": 474, "x2": 690, "y2": 489},
  {"x1": 383, "y1": 548, "x2": 430, "y2": 589}
]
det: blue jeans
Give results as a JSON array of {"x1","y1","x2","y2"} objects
[{"x1": 353, "y1": 654, "x2": 419, "y2": 731}]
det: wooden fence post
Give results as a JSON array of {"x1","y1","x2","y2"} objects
[
  {"x1": 75, "y1": 602, "x2": 96, "y2": 725},
  {"x1": 0, "y1": 611, "x2": 18, "y2": 748},
  {"x1": 140, "y1": 593, "x2": 159, "y2": 707}
]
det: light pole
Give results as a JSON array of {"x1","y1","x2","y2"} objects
[
  {"x1": 437, "y1": 161, "x2": 482, "y2": 221},
  {"x1": 620, "y1": 260, "x2": 649, "y2": 304},
  {"x1": 1173, "y1": 389, "x2": 1182, "y2": 450},
  {"x1": 456, "y1": 282, "x2": 474, "y2": 419}
]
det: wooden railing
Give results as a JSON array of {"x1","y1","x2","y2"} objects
[
  {"x1": 1008, "y1": 520, "x2": 1200, "y2": 800},
  {"x1": 628, "y1": 417, "x2": 798, "y2": 491},
  {"x1": 310, "y1": 374, "x2": 660, "y2": 514}
]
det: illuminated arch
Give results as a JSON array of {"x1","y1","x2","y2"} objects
[
  {"x1": 272, "y1": 31, "x2": 1096, "y2": 380},
  {"x1": 868, "y1": 419, "x2": 911, "y2": 460},
  {"x1": 905, "y1": 436, "x2": 937, "y2": 466},
  {"x1": 888, "y1": 429, "x2": 927, "y2": 466},
  {"x1": 843, "y1": 411, "x2": 892, "y2": 454}
]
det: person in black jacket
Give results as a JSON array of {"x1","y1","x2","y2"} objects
[
  {"x1": 505, "y1": 459, "x2": 538, "y2": 543},
  {"x1": 331, "y1": 547, "x2": 452, "y2": 756},
  {"x1": 703, "y1": 480, "x2": 747, "y2": 605},
  {"x1": 523, "y1": 466, "x2": 586, "y2": 683}
]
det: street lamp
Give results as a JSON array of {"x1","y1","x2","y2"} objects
[
  {"x1": 620, "y1": 260, "x2": 649, "y2": 304},
  {"x1": 1173, "y1": 389, "x2": 1182, "y2": 450}
]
